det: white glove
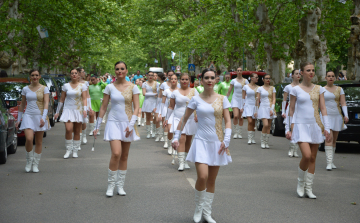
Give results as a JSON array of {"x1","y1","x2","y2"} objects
[
  {"x1": 322, "y1": 115, "x2": 330, "y2": 133},
  {"x1": 17, "y1": 112, "x2": 23, "y2": 122},
  {"x1": 56, "y1": 102, "x2": 63, "y2": 114},
  {"x1": 342, "y1": 106, "x2": 348, "y2": 118},
  {"x1": 223, "y1": 128, "x2": 232, "y2": 148},
  {"x1": 128, "y1": 115, "x2": 138, "y2": 131},
  {"x1": 42, "y1": 109, "x2": 48, "y2": 121},
  {"x1": 281, "y1": 101, "x2": 287, "y2": 115},
  {"x1": 87, "y1": 98, "x2": 91, "y2": 111},
  {"x1": 255, "y1": 106, "x2": 259, "y2": 113},
  {"x1": 285, "y1": 116, "x2": 292, "y2": 133},
  {"x1": 145, "y1": 92, "x2": 157, "y2": 96},
  {"x1": 172, "y1": 130, "x2": 181, "y2": 143},
  {"x1": 271, "y1": 104, "x2": 275, "y2": 111},
  {"x1": 94, "y1": 117, "x2": 103, "y2": 130}
]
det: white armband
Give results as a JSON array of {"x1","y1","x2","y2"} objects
[
  {"x1": 172, "y1": 130, "x2": 181, "y2": 143},
  {"x1": 271, "y1": 104, "x2": 275, "y2": 110},
  {"x1": 87, "y1": 98, "x2": 91, "y2": 110},
  {"x1": 83, "y1": 106, "x2": 87, "y2": 112},
  {"x1": 128, "y1": 115, "x2": 138, "y2": 131},
  {"x1": 322, "y1": 115, "x2": 330, "y2": 133},
  {"x1": 94, "y1": 117, "x2": 103, "y2": 130},
  {"x1": 56, "y1": 102, "x2": 63, "y2": 114},
  {"x1": 255, "y1": 106, "x2": 259, "y2": 113},
  {"x1": 42, "y1": 109, "x2": 48, "y2": 121},
  {"x1": 17, "y1": 112, "x2": 23, "y2": 122},
  {"x1": 223, "y1": 128, "x2": 232, "y2": 148},
  {"x1": 281, "y1": 101, "x2": 287, "y2": 115},
  {"x1": 285, "y1": 116, "x2": 292, "y2": 133},
  {"x1": 341, "y1": 106, "x2": 348, "y2": 118}
]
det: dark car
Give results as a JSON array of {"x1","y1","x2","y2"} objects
[
  {"x1": 53, "y1": 76, "x2": 69, "y2": 121},
  {"x1": 0, "y1": 97, "x2": 18, "y2": 164},
  {"x1": 271, "y1": 83, "x2": 289, "y2": 136}
]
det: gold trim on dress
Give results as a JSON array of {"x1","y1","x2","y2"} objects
[
  {"x1": 123, "y1": 83, "x2": 140, "y2": 137},
  {"x1": 267, "y1": 86, "x2": 274, "y2": 108},
  {"x1": 150, "y1": 82, "x2": 157, "y2": 93},
  {"x1": 309, "y1": 85, "x2": 324, "y2": 133},
  {"x1": 35, "y1": 85, "x2": 50, "y2": 128},
  {"x1": 333, "y1": 87, "x2": 345, "y2": 129},
  {"x1": 211, "y1": 95, "x2": 224, "y2": 142}
]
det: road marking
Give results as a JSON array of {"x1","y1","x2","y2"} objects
[{"x1": 187, "y1": 178, "x2": 196, "y2": 189}]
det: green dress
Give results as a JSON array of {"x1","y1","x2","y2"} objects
[
  {"x1": 138, "y1": 85, "x2": 144, "y2": 108},
  {"x1": 218, "y1": 80, "x2": 233, "y2": 112},
  {"x1": 213, "y1": 82, "x2": 221, "y2": 93},
  {"x1": 196, "y1": 85, "x2": 204, "y2": 93},
  {"x1": 89, "y1": 81, "x2": 107, "y2": 112}
]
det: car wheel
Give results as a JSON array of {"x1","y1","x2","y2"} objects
[
  {"x1": 256, "y1": 119, "x2": 263, "y2": 131},
  {"x1": 0, "y1": 142, "x2": 7, "y2": 164},
  {"x1": 272, "y1": 118, "x2": 283, "y2": 136},
  {"x1": 7, "y1": 133, "x2": 17, "y2": 154},
  {"x1": 50, "y1": 116, "x2": 55, "y2": 127}
]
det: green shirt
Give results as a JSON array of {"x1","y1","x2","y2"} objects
[
  {"x1": 196, "y1": 85, "x2": 204, "y2": 93},
  {"x1": 213, "y1": 82, "x2": 221, "y2": 93},
  {"x1": 89, "y1": 81, "x2": 107, "y2": 101}
]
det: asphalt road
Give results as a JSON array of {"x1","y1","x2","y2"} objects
[{"x1": 1, "y1": 120, "x2": 359, "y2": 223}]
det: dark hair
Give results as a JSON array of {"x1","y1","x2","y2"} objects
[
  {"x1": 91, "y1": 74, "x2": 98, "y2": 78},
  {"x1": 70, "y1": 68, "x2": 78, "y2": 73},
  {"x1": 76, "y1": 68, "x2": 82, "y2": 73},
  {"x1": 200, "y1": 68, "x2": 215, "y2": 79},
  {"x1": 167, "y1": 70, "x2": 175, "y2": 75},
  {"x1": 264, "y1": 74, "x2": 271, "y2": 78},
  {"x1": 29, "y1": 69, "x2": 39, "y2": 75},
  {"x1": 169, "y1": 73, "x2": 177, "y2": 79},
  {"x1": 180, "y1": 73, "x2": 189, "y2": 79},
  {"x1": 114, "y1": 61, "x2": 128, "y2": 69},
  {"x1": 147, "y1": 71, "x2": 154, "y2": 75},
  {"x1": 326, "y1": 71, "x2": 335, "y2": 76},
  {"x1": 300, "y1": 62, "x2": 313, "y2": 72},
  {"x1": 250, "y1": 73, "x2": 257, "y2": 78},
  {"x1": 157, "y1": 73, "x2": 166, "y2": 81},
  {"x1": 224, "y1": 72, "x2": 230, "y2": 76},
  {"x1": 339, "y1": 71, "x2": 344, "y2": 77},
  {"x1": 0, "y1": 70, "x2": 8, "y2": 77},
  {"x1": 291, "y1": 69, "x2": 297, "y2": 75},
  {"x1": 216, "y1": 70, "x2": 221, "y2": 75}
]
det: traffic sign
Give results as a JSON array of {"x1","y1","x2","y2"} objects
[
  {"x1": 176, "y1": 66, "x2": 181, "y2": 71},
  {"x1": 188, "y1": 64, "x2": 195, "y2": 72},
  {"x1": 171, "y1": 66, "x2": 176, "y2": 71}
]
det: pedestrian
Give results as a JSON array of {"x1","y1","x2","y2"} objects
[
  {"x1": 284, "y1": 73, "x2": 292, "y2": 83},
  {"x1": 16, "y1": 69, "x2": 51, "y2": 172},
  {"x1": 194, "y1": 80, "x2": 200, "y2": 89},
  {"x1": 133, "y1": 70, "x2": 143, "y2": 84},
  {"x1": 254, "y1": 74, "x2": 276, "y2": 149},
  {"x1": 286, "y1": 62, "x2": 331, "y2": 199},
  {"x1": 168, "y1": 73, "x2": 198, "y2": 171},
  {"x1": 78, "y1": 68, "x2": 91, "y2": 146},
  {"x1": 162, "y1": 74, "x2": 179, "y2": 155},
  {"x1": 337, "y1": 71, "x2": 347, "y2": 81},
  {"x1": 241, "y1": 73, "x2": 259, "y2": 144},
  {"x1": 142, "y1": 71, "x2": 159, "y2": 138},
  {"x1": 196, "y1": 81, "x2": 204, "y2": 93},
  {"x1": 54, "y1": 68, "x2": 87, "y2": 159},
  {"x1": 0, "y1": 70, "x2": 8, "y2": 77},
  {"x1": 213, "y1": 75, "x2": 221, "y2": 92},
  {"x1": 88, "y1": 74, "x2": 107, "y2": 136},
  {"x1": 226, "y1": 67, "x2": 249, "y2": 139},
  {"x1": 172, "y1": 68, "x2": 232, "y2": 223},
  {"x1": 154, "y1": 73, "x2": 166, "y2": 142},
  {"x1": 136, "y1": 78, "x2": 145, "y2": 126},
  {"x1": 217, "y1": 72, "x2": 233, "y2": 115},
  {"x1": 282, "y1": 69, "x2": 301, "y2": 157},
  {"x1": 93, "y1": 61, "x2": 140, "y2": 197},
  {"x1": 323, "y1": 71, "x2": 349, "y2": 170}
]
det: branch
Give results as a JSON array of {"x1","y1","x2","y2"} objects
[
  {"x1": 271, "y1": 1, "x2": 292, "y2": 25},
  {"x1": 334, "y1": 25, "x2": 351, "y2": 31}
]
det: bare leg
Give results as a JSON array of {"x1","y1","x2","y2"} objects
[
  {"x1": 299, "y1": 142, "x2": 319, "y2": 173},
  {"x1": 206, "y1": 166, "x2": 220, "y2": 193},
  {"x1": 34, "y1": 131, "x2": 44, "y2": 154},
  {"x1": 118, "y1": 142, "x2": 131, "y2": 170},
  {"x1": 233, "y1": 108, "x2": 239, "y2": 126},
  {"x1": 247, "y1": 117, "x2": 255, "y2": 131},
  {"x1": 145, "y1": 112, "x2": 152, "y2": 125},
  {"x1": 65, "y1": 122, "x2": 74, "y2": 140},
  {"x1": 177, "y1": 134, "x2": 186, "y2": 153},
  {"x1": 73, "y1": 123, "x2": 82, "y2": 140},
  {"x1": 109, "y1": 140, "x2": 122, "y2": 171},
  {"x1": 267, "y1": 119, "x2": 272, "y2": 134},
  {"x1": 262, "y1": 118, "x2": 269, "y2": 134},
  {"x1": 195, "y1": 163, "x2": 208, "y2": 191},
  {"x1": 24, "y1": 129, "x2": 35, "y2": 152},
  {"x1": 185, "y1": 135, "x2": 192, "y2": 153}
]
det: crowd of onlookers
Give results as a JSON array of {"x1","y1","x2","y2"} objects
[{"x1": 283, "y1": 71, "x2": 347, "y2": 83}]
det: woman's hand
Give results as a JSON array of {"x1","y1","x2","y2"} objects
[
  {"x1": 15, "y1": 122, "x2": 20, "y2": 130},
  {"x1": 163, "y1": 120, "x2": 168, "y2": 128},
  {"x1": 240, "y1": 108, "x2": 244, "y2": 113},
  {"x1": 218, "y1": 142, "x2": 228, "y2": 155},
  {"x1": 270, "y1": 110, "x2": 273, "y2": 116},
  {"x1": 39, "y1": 119, "x2": 45, "y2": 128},
  {"x1": 324, "y1": 130, "x2": 332, "y2": 142},
  {"x1": 125, "y1": 126, "x2": 133, "y2": 138},
  {"x1": 194, "y1": 116, "x2": 198, "y2": 123},
  {"x1": 93, "y1": 129, "x2": 99, "y2": 139},
  {"x1": 172, "y1": 140, "x2": 179, "y2": 150},
  {"x1": 254, "y1": 113, "x2": 258, "y2": 118},
  {"x1": 286, "y1": 131, "x2": 292, "y2": 140},
  {"x1": 282, "y1": 113, "x2": 286, "y2": 118},
  {"x1": 54, "y1": 113, "x2": 59, "y2": 120},
  {"x1": 83, "y1": 110, "x2": 87, "y2": 118},
  {"x1": 344, "y1": 117, "x2": 349, "y2": 124}
]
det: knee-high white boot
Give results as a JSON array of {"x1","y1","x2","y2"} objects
[
  {"x1": 137, "y1": 117, "x2": 141, "y2": 126},
  {"x1": 141, "y1": 117, "x2": 145, "y2": 126},
  {"x1": 168, "y1": 139, "x2": 173, "y2": 155},
  {"x1": 177, "y1": 152, "x2": 185, "y2": 171},
  {"x1": 64, "y1": 140, "x2": 73, "y2": 159},
  {"x1": 106, "y1": 169, "x2": 117, "y2": 197},
  {"x1": 150, "y1": 121, "x2": 155, "y2": 138},
  {"x1": 332, "y1": 147, "x2": 337, "y2": 169},
  {"x1": 72, "y1": 140, "x2": 81, "y2": 158},
  {"x1": 25, "y1": 150, "x2": 34, "y2": 172},
  {"x1": 265, "y1": 134, "x2": 270, "y2": 149},
  {"x1": 89, "y1": 123, "x2": 95, "y2": 136},
  {"x1": 203, "y1": 192, "x2": 216, "y2": 223},
  {"x1": 82, "y1": 127, "x2": 87, "y2": 145},
  {"x1": 247, "y1": 131, "x2": 252, "y2": 144},
  {"x1": 163, "y1": 132, "x2": 168, "y2": 148},
  {"x1": 79, "y1": 133, "x2": 83, "y2": 150},
  {"x1": 32, "y1": 152, "x2": 41, "y2": 173},
  {"x1": 304, "y1": 172, "x2": 317, "y2": 199},
  {"x1": 260, "y1": 133, "x2": 266, "y2": 149},
  {"x1": 251, "y1": 131, "x2": 256, "y2": 144},
  {"x1": 184, "y1": 152, "x2": 190, "y2": 169},
  {"x1": 288, "y1": 143, "x2": 294, "y2": 157},
  {"x1": 297, "y1": 167, "x2": 306, "y2": 197},
  {"x1": 233, "y1": 126, "x2": 239, "y2": 139},
  {"x1": 146, "y1": 125, "x2": 151, "y2": 139},
  {"x1": 193, "y1": 189, "x2": 206, "y2": 223},
  {"x1": 238, "y1": 126, "x2": 243, "y2": 139},
  {"x1": 116, "y1": 170, "x2": 127, "y2": 196},
  {"x1": 160, "y1": 123, "x2": 164, "y2": 141},
  {"x1": 155, "y1": 127, "x2": 161, "y2": 142},
  {"x1": 325, "y1": 146, "x2": 333, "y2": 170},
  {"x1": 293, "y1": 143, "x2": 299, "y2": 157}
]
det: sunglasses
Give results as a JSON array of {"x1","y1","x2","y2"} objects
[
  {"x1": 204, "y1": 76, "x2": 215, "y2": 80},
  {"x1": 115, "y1": 68, "x2": 126, "y2": 71}
]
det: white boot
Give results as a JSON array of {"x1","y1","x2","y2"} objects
[
  {"x1": 193, "y1": 189, "x2": 205, "y2": 223},
  {"x1": 79, "y1": 133, "x2": 83, "y2": 150},
  {"x1": 304, "y1": 172, "x2": 317, "y2": 199},
  {"x1": 238, "y1": 126, "x2": 243, "y2": 139},
  {"x1": 265, "y1": 134, "x2": 270, "y2": 149},
  {"x1": 233, "y1": 126, "x2": 238, "y2": 139},
  {"x1": 151, "y1": 122, "x2": 156, "y2": 138},
  {"x1": 32, "y1": 152, "x2": 41, "y2": 173},
  {"x1": 25, "y1": 150, "x2": 34, "y2": 172},
  {"x1": 150, "y1": 121, "x2": 154, "y2": 137},
  {"x1": 260, "y1": 133, "x2": 266, "y2": 149},
  {"x1": 141, "y1": 118, "x2": 145, "y2": 126},
  {"x1": 332, "y1": 147, "x2": 337, "y2": 169},
  {"x1": 184, "y1": 152, "x2": 190, "y2": 169},
  {"x1": 116, "y1": 170, "x2": 127, "y2": 196},
  {"x1": 177, "y1": 152, "x2": 185, "y2": 171},
  {"x1": 325, "y1": 146, "x2": 333, "y2": 171},
  {"x1": 168, "y1": 141, "x2": 173, "y2": 155},
  {"x1": 297, "y1": 167, "x2": 306, "y2": 197},
  {"x1": 159, "y1": 123, "x2": 164, "y2": 141},
  {"x1": 106, "y1": 169, "x2": 117, "y2": 197},
  {"x1": 64, "y1": 140, "x2": 73, "y2": 159},
  {"x1": 247, "y1": 131, "x2": 252, "y2": 144},
  {"x1": 137, "y1": 117, "x2": 141, "y2": 126},
  {"x1": 82, "y1": 127, "x2": 87, "y2": 145},
  {"x1": 89, "y1": 123, "x2": 95, "y2": 136},
  {"x1": 146, "y1": 125, "x2": 151, "y2": 139},
  {"x1": 163, "y1": 132, "x2": 168, "y2": 148},
  {"x1": 251, "y1": 131, "x2": 256, "y2": 144},
  {"x1": 293, "y1": 144, "x2": 299, "y2": 157},
  {"x1": 72, "y1": 140, "x2": 81, "y2": 158},
  {"x1": 155, "y1": 127, "x2": 161, "y2": 142},
  {"x1": 288, "y1": 143, "x2": 294, "y2": 157},
  {"x1": 203, "y1": 192, "x2": 216, "y2": 223}
]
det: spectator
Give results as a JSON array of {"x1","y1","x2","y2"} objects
[
  {"x1": 0, "y1": 70, "x2": 8, "y2": 77},
  {"x1": 284, "y1": 73, "x2": 292, "y2": 83},
  {"x1": 337, "y1": 71, "x2": 347, "y2": 80},
  {"x1": 125, "y1": 75, "x2": 130, "y2": 82},
  {"x1": 132, "y1": 70, "x2": 143, "y2": 83}
]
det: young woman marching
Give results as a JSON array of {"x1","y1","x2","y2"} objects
[
  {"x1": 54, "y1": 68, "x2": 87, "y2": 158},
  {"x1": 16, "y1": 69, "x2": 50, "y2": 172},
  {"x1": 282, "y1": 69, "x2": 301, "y2": 157},
  {"x1": 241, "y1": 73, "x2": 259, "y2": 144},
  {"x1": 173, "y1": 69, "x2": 232, "y2": 223},
  {"x1": 93, "y1": 61, "x2": 140, "y2": 197},
  {"x1": 78, "y1": 68, "x2": 92, "y2": 146},
  {"x1": 217, "y1": 72, "x2": 233, "y2": 114},
  {"x1": 136, "y1": 79, "x2": 145, "y2": 126},
  {"x1": 286, "y1": 62, "x2": 331, "y2": 199},
  {"x1": 254, "y1": 74, "x2": 276, "y2": 149},
  {"x1": 154, "y1": 73, "x2": 166, "y2": 142},
  {"x1": 142, "y1": 71, "x2": 160, "y2": 138},
  {"x1": 226, "y1": 67, "x2": 249, "y2": 139},
  {"x1": 163, "y1": 74, "x2": 179, "y2": 155},
  {"x1": 168, "y1": 73, "x2": 198, "y2": 171},
  {"x1": 323, "y1": 71, "x2": 348, "y2": 170},
  {"x1": 88, "y1": 74, "x2": 107, "y2": 136}
]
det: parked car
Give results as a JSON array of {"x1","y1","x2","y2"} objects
[
  {"x1": 53, "y1": 76, "x2": 69, "y2": 121},
  {"x1": 271, "y1": 83, "x2": 289, "y2": 136},
  {"x1": 41, "y1": 75, "x2": 61, "y2": 111},
  {"x1": 0, "y1": 97, "x2": 18, "y2": 164},
  {"x1": 0, "y1": 77, "x2": 55, "y2": 144}
]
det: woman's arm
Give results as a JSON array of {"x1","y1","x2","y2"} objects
[
  {"x1": 340, "y1": 94, "x2": 349, "y2": 123},
  {"x1": 226, "y1": 84, "x2": 234, "y2": 98},
  {"x1": 319, "y1": 93, "x2": 332, "y2": 142},
  {"x1": 16, "y1": 95, "x2": 27, "y2": 127},
  {"x1": 168, "y1": 98, "x2": 175, "y2": 110},
  {"x1": 142, "y1": 87, "x2": 146, "y2": 96}
]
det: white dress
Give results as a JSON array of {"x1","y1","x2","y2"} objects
[
  {"x1": 290, "y1": 85, "x2": 325, "y2": 144},
  {"x1": 230, "y1": 78, "x2": 249, "y2": 109},
  {"x1": 103, "y1": 83, "x2": 140, "y2": 142},
  {"x1": 170, "y1": 88, "x2": 199, "y2": 135},
  {"x1": 142, "y1": 81, "x2": 159, "y2": 113},
  {"x1": 242, "y1": 85, "x2": 259, "y2": 118},
  {"x1": 323, "y1": 87, "x2": 347, "y2": 131},
  {"x1": 159, "y1": 82, "x2": 180, "y2": 116},
  {"x1": 155, "y1": 84, "x2": 162, "y2": 114},
  {"x1": 19, "y1": 85, "x2": 51, "y2": 132},
  {"x1": 186, "y1": 95, "x2": 232, "y2": 166},
  {"x1": 283, "y1": 84, "x2": 295, "y2": 125},
  {"x1": 162, "y1": 88, "x2": 176, "y2": 124},
  {"x1": 59, "y1": 83, "x2": 87, "y2": 123},
  {"x1": 257, "y1": 86, "x2": 277, "y2": 119}
]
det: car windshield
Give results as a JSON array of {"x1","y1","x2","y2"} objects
[
  {"x1": 342, "y1": 85, "x2": 360, "y2": 102},
  {"x1": 42, "y1": 77, "x2": 53, "y2": 88},
  {"x1": 0, "y1": 82, "x2": 28, "y2": 101},
  {"x1": 55, "y1": 78, "x2": 65, "y2": 88}
]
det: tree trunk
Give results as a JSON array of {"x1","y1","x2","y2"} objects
[
  {"x1": 246, "y1": 40, "x2": 258, "y2": 71},
  {"x1": 347, "y1": 45, "x2": 355, "y2": 80},
  {"x1": 315, "y1": 35, "x2": 329, "y2": 81},
  {"x1": 350, "y1": 0, "x2": 360, "y2": 80}
]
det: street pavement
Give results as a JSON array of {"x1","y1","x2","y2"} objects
[{"x1": 1, "y1": 120, "x2": 359, "y2": 223}]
